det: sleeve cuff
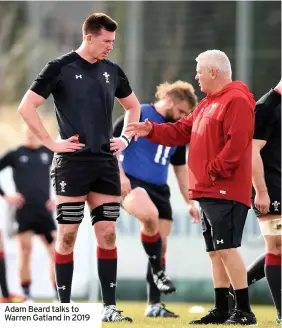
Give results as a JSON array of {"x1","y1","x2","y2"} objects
[
  {"x1": 207, "y1": 159, "x2": 225, "y2": 179},
  {"x1": 207, "y1": 160, "x2": 217, "y2": 177},
  {"x1": 146, "y1": 122, "x2": 155, "y2": 139}
]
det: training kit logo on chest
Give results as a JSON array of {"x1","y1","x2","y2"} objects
[
  {"x1": 103, "y1": 72, "x2": 110, "y2": 83},
  {"x1": 40, "y1": 152, "x2": 49, "y2": 164},
  {"x1": 19, "y1": 155, "x2": 29, "y2": 163},
  {"x1": 59, "y1": 181, "x2": 67, "y2": 193},
  {"x1": 208, "y1": 103, "x2": 218, "y2": 113}
]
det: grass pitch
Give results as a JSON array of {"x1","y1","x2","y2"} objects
[{"x1": 105, "y1": 302, "x2": 277, "y2": 328}]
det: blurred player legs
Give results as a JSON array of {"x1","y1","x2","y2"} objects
[{"x1": 0, "y1": 231, "x2": 24, "y2": 303}]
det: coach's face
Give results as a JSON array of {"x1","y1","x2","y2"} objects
[
  {"x1": 195, "y1": 62, "x2": 215, "y2": 94},
  {"x1": 87, "y1": 29, "x2": 115, "y2": 60}
]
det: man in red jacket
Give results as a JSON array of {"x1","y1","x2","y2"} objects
[{"x1": 126, "y1": 50, "x2": 257, "y2": 325}]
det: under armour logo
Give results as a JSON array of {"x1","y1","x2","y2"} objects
[
  {"x1": 110, "y1": 282, "x2": 117, "y2": 288},
  {"x1": 241, "y1": 317, "x2": 247, "y2": 322},
  {"x1": 149, "y1": 255, "x2": 157, "y2": 260},
  {"x1": 103, "y1": 72, "x2": 110, "y2": 83},
  {"x1": 57, "y1": 285, "x2": 66, "y2": 290},
  {"x1": 272, "y1": 201, "x2": 280, "y2": 211},
  {"x1": 59, "y1": 181, "x2": 67, "y2": 192},
  {"x1": 229, "y1": 291, "x2": 235, "y2": 300},
  {"x1": 216, "y1": 239, "x2": 224, "y2": 244},
  {"x1": 75, "y1": 74, "x2": 82, "y2": 79}
]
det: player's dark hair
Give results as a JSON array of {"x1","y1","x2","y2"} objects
[
  {"x1": 82, "y1": 13, "x2": 118, "y2": 36},
  {"x1": 155, "y1": 81, "x2": 198, "y2": 111}
]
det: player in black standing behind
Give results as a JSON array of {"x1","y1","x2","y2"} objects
[
  {"x1": 247, "y1": 80, "x2": 281, "y2": 324},
  {"x1": 229, "y1": 80, "x2": 282, "y2": 325},
  {"x1": 0, "y1": 127, "x2": 56, "y2": 302},
  {"x1": 18, "y1": 13, "x2": 140, "y2": 322}
]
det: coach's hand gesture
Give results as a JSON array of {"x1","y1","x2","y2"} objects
[
  {"x1": 125, "y1": 119, "x2": 153, "y2": 141},
  {"x1": 46, "y1": 135, "x2": 85, "y2": 153}
]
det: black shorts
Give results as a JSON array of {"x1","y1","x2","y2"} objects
[
  {"x1": 51, "y1": 156, "x2": 121, "y2": 197},
  {"x1": 126, "y1": 174, "x2": 172, "y2": 220},
  {"x1": 16, "y1": 204, "x2": 56, "y2": 242},
  {"x1": 198, "y1": 198, "x2": 249, "y2": 252},
  {"x1": 252, "y1": 187, "x2": 281, "y2": 216}
]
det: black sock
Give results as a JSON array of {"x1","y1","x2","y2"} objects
[
  {"x1": 214, "y1": 288, "x2": 229, "y2": 311},
  {"x1": 228, "y1": 253, "x2": 266, "y2": 311},
  {"x1": 97, "y1": 247, "x2": 117, "y2": 307},
  {"x1": 0, "y1": 252, "x2": 9, "y2": 298},
  {"x1": 234, "y1": 288, "x2": 251, "y2": 312},
  {"x1": 228, "y1": 285, "x2": 235, "y2": 310},
  {"x1": 146, "y1": 257, "x2": 165, "y2": 305},
  {"x1": 229, "y1": 253, "x2": 265, "y2": 311},
  {"x1": 247, "y1": 253, "x2": 266, "y2": 285},
  {"x1": 141, "y1": 232, "x2": 162, "y2": 274},
  {"x1": 21, "y1": 281, "x2": 31, "y2": 298},
  {"x1": 265, "y1": 253, "x2": 281, "y2": 318},
  {"x1": 54, "y1": 251, "x2": 73, "y2": 303}
]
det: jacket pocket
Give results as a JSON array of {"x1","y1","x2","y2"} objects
[
  {"x1": 189, "y1": 157, "x2": 214, "y2": 189},
  {"x1": 203, "y1": 160, "x2": 215, "y2": 187}
]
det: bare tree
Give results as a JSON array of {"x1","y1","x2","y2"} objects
[{"x1": 0, "y1": 3, "x2": 29, "y2": 105}]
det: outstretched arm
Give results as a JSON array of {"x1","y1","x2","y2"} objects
[{"x1": 125, "y1": 114, "x2": 193, "y2": 147}]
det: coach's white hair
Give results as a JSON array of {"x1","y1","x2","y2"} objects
[{"x1": 196, "y1": 50, "x2": 232, "y2": 78}]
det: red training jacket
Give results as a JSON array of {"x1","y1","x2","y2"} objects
[{"x1": 147, "y1": 81, "x2": 256, "y2": 207}]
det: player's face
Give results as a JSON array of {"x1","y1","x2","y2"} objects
[
  {"x1": 165, "y1": 99, "x2": 191, "y2": 122},
  {"x1": 195, "y1": 62, "x2": 214, "y2": 94},
  {"x1": 87, "y1": 29, "x2": 115, "y2": 60}
]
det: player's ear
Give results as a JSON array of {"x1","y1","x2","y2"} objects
[
  {"x1": 165, "y1": 96, "x2": 174, "y2": 108},
  {"x1": 210, "y1": 67, "x2": 218, "y2": 79},
  {"x1": 85, "y1": 34, "x2": 93, "y2": 44}
]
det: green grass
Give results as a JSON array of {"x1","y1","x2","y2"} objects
[
  {"x1": 35, "y1": 300, "x2": 277, "y2": 327},
  {"x1": 104, "y1": 302, "x2": 278, "y2": 328}
]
